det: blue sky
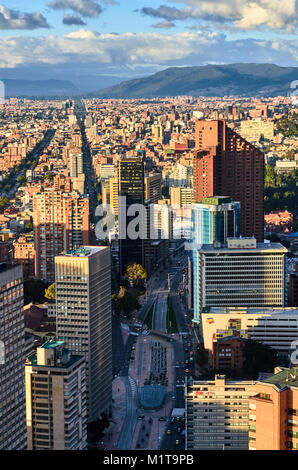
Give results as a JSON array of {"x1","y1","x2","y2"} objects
[{"x1": 0, "y1": 1, "x2": 297, "y2": 90}]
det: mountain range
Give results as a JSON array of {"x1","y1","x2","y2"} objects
[
  {"x1": 1, "y1": 79, "x2": 79, "y2": 97},
  {"x1": 93, "y1": 63, "x2": 298, "y2": 98}
]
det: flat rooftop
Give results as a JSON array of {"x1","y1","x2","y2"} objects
[
  {"x1": 202, "y1": 307, "x2": 298, "y2": 316},
  {"x1": 200, "y1": 242, "x2": 287, "y2": 253},
  {"x1": 263, "y1": 368, "x2": 298, "y2": 390},
  {"x1": 59, "y1": 246, "x2": 107, "y2": 258},
  {"x1": 41, "y1": 340, "x2": 64, "y2": 349}
]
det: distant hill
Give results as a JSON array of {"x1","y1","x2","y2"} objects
[
  {"x1": 1, "y1": 79, "x2": 79, "y2": 97},
  {"x1": 93, "y1": 63, "x2": 298, "y2": 98}
]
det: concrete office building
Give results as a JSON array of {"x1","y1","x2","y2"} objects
[
  {"x1": 0, "y1": 264, "x2": 27, "y2": 450},
  {"x1": 186, "y1": 375, "x2": 256, "y2": 450},
  {"x1": 55, "y1": 246, "x2": 112, "y2": 423},
  {"x1": 25, "y1": 341, "x2": 87, "y2": 450},
  {"x1": 193, "y1": 237, "x2": 287, "y2": 323},
  {"x1": 249, "y1": 367, "x2": 298, "y2": 450},
  {"x1": 202, "y1": 307, "x2": 298, "y2": 361}
]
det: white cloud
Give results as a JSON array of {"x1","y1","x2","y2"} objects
[
  {"x1": 0, "y1": 5, "x2": 49, "y2": 30},
  {"x1": 143, "y1": 0, "x2": 297, "y2": 33},
  {"x1": 0, "y1": 30, "x2": 297, "y2": 70},
  {"x1": 47, "y1": 0, "x2": 103, "y2": 18}
]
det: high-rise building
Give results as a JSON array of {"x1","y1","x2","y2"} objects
[
  {"x1": 289, "y1": 264, "x2": 298, "y2": 307},
  {"x1": 55, "y1": 246, "x2": 112, "y2": 423},
  {"x1": 201, "y1": 306, "x2": 298, "y2": 362},
  {"x1": 25, "y1": 341, "x2": 87, "y2": 450},
  {"x1": 193, "y1": 238, "x2": 287, "y2": 323},
  {"x1": 192, "y1": 197, "x2": 240, "y2": 324},
  {"x1": 12, "y1": 235, "x2": 36, "y2": 278},
  {"x1": 118, "y1": 156, "x2": 145, "y2": 278},
  {"x1": 170, "y1": 187, "x2": 194, "y2": 208},
  {"x1": 69, "y1": 152, "x2": 83, "y2": 178},
  {"x1": 248, "y1": 367, "x2": 298, "y2": 450},
  {"x1": 192, "y1": 197, "x2": 240, "y2": 246},
  {"x1": 109, "y1": 176, "x2": 119, "y2": 217},
  {"x1": 145, "y1": 173, "x2": 162, "y2": 204},
  {"x1": 194, "y1": 120, "x2": 264, "y2": 242},
  {"x1": 33, "y1": 190, "x2": 90, "y2": 281},
  {"x1": 186, "y1": 375, "x2": 256, "y2": 450},
  {"x1": 0, "y1": 264, "x2": 27, "y2": 450}
]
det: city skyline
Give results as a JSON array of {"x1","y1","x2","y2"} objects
[{"x1": 0, "y1": 1, "x2": 297, "y2": 91}]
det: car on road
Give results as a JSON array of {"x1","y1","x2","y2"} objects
[
  {"x1": 158, "y1": 417, "x2": 166, "y2": 421},
  {"x1": 176, "y1": 440, "x2": 180, "y2": 445},
  {"x1": 166, "y1": 430, "x2": 171, "y2": 435},
  {"x1": 185, "y1": 369, "x2": 190, "y2": 373},
  {"x1": 138, "y1": 415, "x2": 145, "y2": 420}
]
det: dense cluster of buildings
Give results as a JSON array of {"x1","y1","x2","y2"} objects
[{"x1": 0, "y1": 93, "x2": 297, "y2": 451}]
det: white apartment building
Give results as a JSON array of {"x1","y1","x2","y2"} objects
[{"x1": 185, "y1": 375, "x2": 256, "y2": 450}]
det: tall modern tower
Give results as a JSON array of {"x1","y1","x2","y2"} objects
[
  {"x1": 194, "y1": 120, "x2": 264, "y2": 242},
  {"x1": 191, "y1": 197, "x2": 240, "y2": 324},
  {"x1": 55, "y1": 246, "x2": 112, "y2": 424},
  {"x1": 0, "y1": 264, "x2": 27, "y2": 450},
  {"x1": 118, "y1": 156, "x2": 145, "y2": 278},
  {"x1": 25, "y1": 341, "x2": 87, "y2": 450}
]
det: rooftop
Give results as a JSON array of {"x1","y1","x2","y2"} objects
[
  {"x1": 59, "y1": 246, "x2": 107, "y2": 258},
  {"x1": 200, "y1": 241, "x2": 287, "y2": 253},
  {"x1": 202, "y1": 307, "x2": 298, "y2": 316},
  {"x1": 263, "y1": 368, "x2": 298, "y2": 390}
]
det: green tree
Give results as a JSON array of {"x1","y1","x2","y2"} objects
[
  {"x1": 45, "y1": 283, "x2": 56, "y2": 300},
  {"x1": 115, "y1": 286, "x2": 141, "y2": 318},
  {"x1": 125, "y1": 263, "x2": 147, "y2": 287},
  {"x1": 0, "y1": 197, "x2": 9, "y2": 213}
]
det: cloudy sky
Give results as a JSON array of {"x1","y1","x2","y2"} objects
[{"x1": 0, "y1": 0, "x2": 297, "y2": 90}]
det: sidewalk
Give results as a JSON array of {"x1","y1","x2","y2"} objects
[{"x1": 96, "y1": 377, "x2": 127, "y2": 450}]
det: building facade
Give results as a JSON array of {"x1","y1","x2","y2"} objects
[
  {"x1": 0, "y1": 264, "x2": 27, "y2": 450},
  {"x1": 202, "y1": 307, "x2": 298, "y2": 361},
  {"x1": 193, "y1": 238, "x2": 287, "y2": 323},
  {"x1": 194, "y1": 120, "x2": 264, "y2": 242},
  {"x1": 33, "y1": 190, "x2": 90, "y2": 281},
  {"x1": 191, "y1": 198, "x2": 240, "y2": 324},
  {"x1": 118, "y1": 156, "x2": 145, "y2": 278},
  {"x1": 55, "y1": 246, "x2": 112, "y2": 423},
  {"x1": 249, "y1": 367, "x2": 298, "y2": 450},
  {"x1": 186, "y1": 375, "x2": 256, "y2": 450},
  {"x1": 25, "y1": 341, "x2": 87, "y2": 450}
]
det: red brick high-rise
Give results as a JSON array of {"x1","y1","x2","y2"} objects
[
  {"x1": 194, "y1": 120, "x2": 264, "y2": 242},
  {"x1": 33, "y1": 190, "x2": 90, "y2": 281}
]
